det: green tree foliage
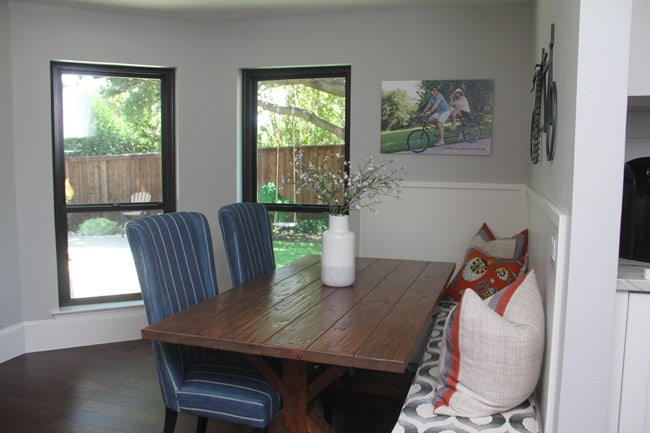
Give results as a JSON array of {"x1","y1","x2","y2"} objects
[
  {"x1": 381, "y1": 89, "x2": 415, "y2": 131},
  {"x1": 64, "y1": 76, "x2": 161, "y2": 156},
  {"x1": 257, "y1": 79, "x2": 346, "y2": 148}
]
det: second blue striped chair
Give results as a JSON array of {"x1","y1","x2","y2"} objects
[
  {"x1": 126, "y1": 211, "x2": 281, "y2": 433},
  {"x1": 218, "y1": 202, "x2": 276, "y2": 287}
]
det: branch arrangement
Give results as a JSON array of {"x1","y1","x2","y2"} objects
[{"x1": 292, "y1": 150, "x2": 406, "y2": 215}]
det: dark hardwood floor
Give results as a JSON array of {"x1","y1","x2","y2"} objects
[{"x1": 0, "y1": 339, "x2": 411, "y2": 433}]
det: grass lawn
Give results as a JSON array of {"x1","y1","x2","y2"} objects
[
  {"x1": 380, "y1": 120, "x2": 493, "y2": 153},
  {"x1": 273, "y1": 239, "x2": 322, "y2": 267}
]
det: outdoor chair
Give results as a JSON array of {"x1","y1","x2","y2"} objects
[
  {"x1": 126, "y1": 211, "x2": 281, "y2": 433},
  {"x1": 218, "y1": 202, "x2": 276, "y2": 287},
  {"x1": 120, "y1": 191, "x2": 152, "y2": 236}
]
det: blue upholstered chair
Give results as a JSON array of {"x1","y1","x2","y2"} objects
[
  {"x1": 218, "y1": 203, "x2": 276, "y2": 287},
  {"x1": 126, "y1": 212, "x2": 281, "y2": 433}
]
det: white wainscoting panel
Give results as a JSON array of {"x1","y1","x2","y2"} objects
[
  {"x1": 360, "y1": 181, "x2": 528, "y2": 267},
  {"x1": 526, "y1": 186, "x2": 569, "y2": 433}
]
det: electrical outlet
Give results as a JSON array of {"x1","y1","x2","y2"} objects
[{"x1": 550, "y1": 234, "x2": 558, "y2": 268}]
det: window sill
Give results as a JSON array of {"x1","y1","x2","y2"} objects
[{"x1": 52, "y1": 300, "x2": 144, "y2": 317}]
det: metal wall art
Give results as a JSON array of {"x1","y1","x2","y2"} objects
[{"x1": 531, "y1": 24, "x2": 557, "y2": 163}]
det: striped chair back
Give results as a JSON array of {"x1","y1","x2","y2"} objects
[
  {"x1": 126, "y1": 211, "x2": 218, "y2": 324},
  {"x1": 218, "y1": 202, "x2": 276, "y2": 287}
]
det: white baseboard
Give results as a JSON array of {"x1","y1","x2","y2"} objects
[
  {"x1": 0, "y1": 305, "x2": 147, "y2": 363},
  {"x1": 0, "y1": 323, "x2": 26, "y2": 363}
]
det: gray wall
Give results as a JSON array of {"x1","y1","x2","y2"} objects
[
  {"x1": 7, "y1": 1, "x2": 532, "y2": 322},
  {"x1": 0, "y1": 0, "x2": 22, "y2": 329}
]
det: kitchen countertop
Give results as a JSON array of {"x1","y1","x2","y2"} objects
[{"x1": 618, "y1": 258, "x2": 650, "y2": 292}]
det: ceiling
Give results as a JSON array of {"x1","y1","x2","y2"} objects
[{"x1": 14, "y1": 0, "x2": 529, "y2": 22}]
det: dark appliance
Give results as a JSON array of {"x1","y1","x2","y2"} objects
[{"x1": 620, "y1": 157, "x2": 650, "y2": 262}]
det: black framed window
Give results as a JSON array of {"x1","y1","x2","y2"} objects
[
  {"x1": 242, "y1": 66, "x2": 351, "y2": 266},
  {"x1": 51, "y1": 61, "x2": 176, "y2": 306}
]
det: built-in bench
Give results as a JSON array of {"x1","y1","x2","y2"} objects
[{"x1": 392, "y1": 302, "x2": 541, "y2": 433}]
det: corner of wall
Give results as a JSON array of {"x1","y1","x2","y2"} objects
[
  {"x1": 0, "y1": 323, "x2": 26, "y2": 363},
  {"x1": 0, "y1": 306, "x2": 147, "y2": 363}
]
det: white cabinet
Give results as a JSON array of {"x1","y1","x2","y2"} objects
[
  {"x1": 613, "y1": 262, "x2": 650, "y2": 432},
  {"x1": 618, "y1": 292, "x2": 650, "y2": 433},
  {"x1": 629, "y1": 0, "x2": 650, "y2": 95}
]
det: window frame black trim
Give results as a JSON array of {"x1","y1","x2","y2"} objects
[
  {"x1": 51, "y1": 61, "x2": 176, "y2": 306},
  {"x1": 241, "y1": 65, "x2": 351, "y2": 214}
]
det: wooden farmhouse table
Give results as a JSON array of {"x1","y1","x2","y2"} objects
[{"x1": 142, "y1": 255, "x2": 455, "y2": 433}]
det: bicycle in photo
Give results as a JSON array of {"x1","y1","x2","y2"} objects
[{"x1": 406, "y1": 112, "x2": 481, "y2": 153}]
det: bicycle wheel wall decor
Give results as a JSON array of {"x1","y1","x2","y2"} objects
[{"x1": 530, "y1": 24, "x2": 557, "y2": 163}]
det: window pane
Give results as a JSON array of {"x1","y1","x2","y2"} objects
[
  {"x1": 243, "y1": 66, "x2": 349, "y2": 267},
  {"x1": 271, "y1": 212, "x2": 327, "y2": 267},
  {"x1": 67, "y1": 210, "x2": 161, "y2": 300},
  {"x1": 62, "y1": 74, "x2": 162, "y2": 205},
  {"x1": 255, "y1": 77, "x2": 347, "y2": 206},
  {"x1": 52, "y1": 62, "x2": 175, "y2": 306}
]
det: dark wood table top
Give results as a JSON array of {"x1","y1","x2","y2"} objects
[{"x1": 142, "y1": 255, "x2": 455, "y2": 374}]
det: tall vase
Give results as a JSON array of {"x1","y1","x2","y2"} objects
[{"x1": 321, "y1": 214, "x2": 355, "y2": 287}]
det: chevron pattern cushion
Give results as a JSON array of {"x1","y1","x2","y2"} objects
[{"x1": 391, "y1": 300, "x2": 540, "y2": 433}]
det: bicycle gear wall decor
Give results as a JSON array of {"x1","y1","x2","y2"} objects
[
  {"x1": 380, "y1": 79, "x2": 493, "y2": 156},
  {"x1": 530, "y1": 24, "x2": 557, "y2": 163}
]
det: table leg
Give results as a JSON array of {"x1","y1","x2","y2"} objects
[
  {"x1": 261, "y1": 358, "x2": 344, "y2": 433},
  {"x1": 283, "y1": 359, "x2": 308, "y2": 433}
]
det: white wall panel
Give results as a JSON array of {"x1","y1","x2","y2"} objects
[{"x1": 360, "y1": 181, "x2": 528, "y2": 268}]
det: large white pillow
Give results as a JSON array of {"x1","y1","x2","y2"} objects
[{"x1": 433, "y1": 270, "x2": 545, "y2": 417}]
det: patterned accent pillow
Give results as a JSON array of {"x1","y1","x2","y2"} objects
[
  {"x1": 433, "y1": 270, "x2": 545, "y2": 417},
  {"x1": 444, "y1": 248, "x2": 527, "y2": 302},
  {"x1": 443, "y1": 223, "x2": 529, "y2": 301}
]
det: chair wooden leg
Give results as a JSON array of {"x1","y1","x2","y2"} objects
[
  {"x1": 196, "y1": 416, "x2": 208, "y2": 433},
  {"x1": 163, "y1": 407, "x2": 178, "y2": 433}
]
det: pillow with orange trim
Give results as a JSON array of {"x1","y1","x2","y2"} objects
[
  {"x1": 444, "y1": 248, "x2": 527, "y2": 302},
  {"x1": 433, "y1": 270, "x2": 545, "y2": 417},
  {"x1": 469, "y1": 223, "x2": 528, "y2": 259}
]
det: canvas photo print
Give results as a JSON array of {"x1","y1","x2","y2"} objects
[{"x1": 380, "y1": 80, "x2": 493, "y2": 156}]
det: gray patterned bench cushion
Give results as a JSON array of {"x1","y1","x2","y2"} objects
[{"x1": 391, "y1": 302, "x2": 541, "y2": 433}]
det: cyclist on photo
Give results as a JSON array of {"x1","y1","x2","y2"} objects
[
  {"x1": 421, "y1": 87, "x2": 451, "y2": 146},
  {"x1": 450, "y1": 88, "x2": 470, "y2": 131}
]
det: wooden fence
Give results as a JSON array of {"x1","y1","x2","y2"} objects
[
  {"x1": 65, "y1": 144, "x2": 344, "y2": 208},
  {"x1": 65, "y1": 153, "x2": 162, "y2": 205},
  {"x1": 257, "y1": 145, "x2": 344, "y2": 203}
]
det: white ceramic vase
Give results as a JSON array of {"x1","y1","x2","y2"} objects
[{"x1": 321, "y1": 214, "x2": 355, "y2": 287}]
